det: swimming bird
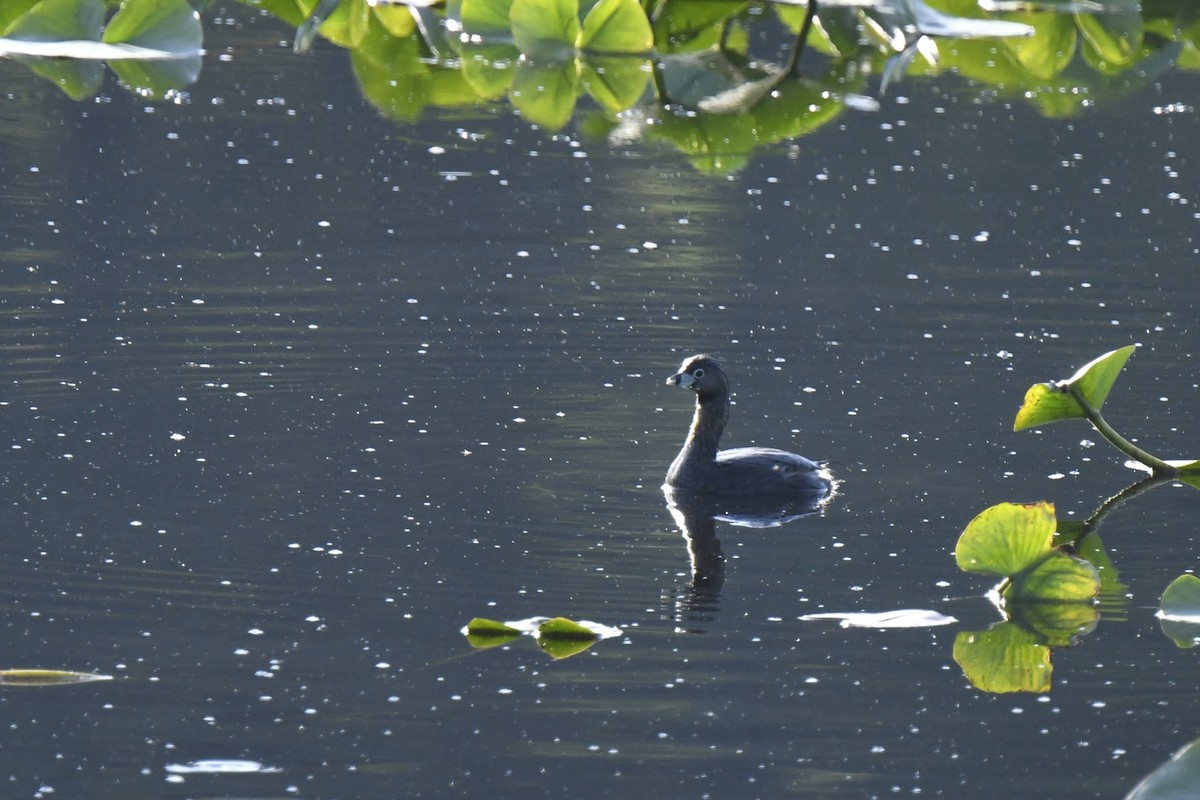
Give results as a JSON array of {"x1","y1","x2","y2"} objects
[{"x1": 664, "y1": 354, "x2": 832, "y2": 497}]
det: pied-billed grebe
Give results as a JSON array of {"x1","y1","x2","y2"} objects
[{"x1": 665, "y1": 354, "x2": 832, "y2": 496}]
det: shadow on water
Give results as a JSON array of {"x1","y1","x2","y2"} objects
[{"x1": 661, "y1": 481, "x2": 838, "y2": 630}]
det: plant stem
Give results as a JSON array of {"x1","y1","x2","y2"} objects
[{"x1": 1068, "y1": 386, "x2": 1177, "y2": 476}]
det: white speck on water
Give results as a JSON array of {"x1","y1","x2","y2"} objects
[
  {"x1": 170, "y1": 432, "x2": 186, "y2": 441},
  {"x1": 317, "y1": 220, "x2": 331, "y2": 228},
  {"x1": 248, "y1": 628, "x2": 265, "y2": 636}
]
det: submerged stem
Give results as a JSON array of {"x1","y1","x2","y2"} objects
[{"x1": 1068, "y1": 386, "x2": 1176, "y2": 476}]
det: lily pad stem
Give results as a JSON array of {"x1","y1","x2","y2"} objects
[{"x1": 1068, "y1": 385, "x2": 1176, "y2": 476}]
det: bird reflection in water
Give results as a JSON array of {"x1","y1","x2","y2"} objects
[{"x1": 662, "y1": 484, "x2": 838, "y2": 630}]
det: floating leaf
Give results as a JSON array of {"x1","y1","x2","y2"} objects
[
  {"x1": 372, "y1": 4, "x2": 417, "y2": 38},
  {"x1": 1075, "y1": 6, "x2": 1142, "y2": 66},
  {"x1": 1013, "y1": 345, "x2": 1136, "y2": 430},
  {"x1": 510, "y1": 0, "x2": 580, "y2": 58},
  {"x1": 955, "y1": 501, "x2": 1057, "y2": 577},
  {"x1": 462, "y1": 615, "x2": 619, "y2": 656},
  {"x1": 0, "y1": 0, "x2": 41, "y2": 33},
  {"x1": 0, "y1": 669, "x2": 113, "y2": 686},
  {"x1": 577, "y1": 0, "x2": 652, "y2": 55},
  {"x1": 102, "y1": 0, "x2": 202, "y2": 55},
  {"x1": 536, "y1": 616, "x2": 602, "y2": 640},
  {"x1": 1003, "y1": 12, "x2": 1076, "y2": 80},
  {"x1": 1004, "y1": 550, "x2": 1099, "y2": 603},
  {"x1": 800, "y1": 609, "x2": 958, "y2": 628},
  {"x1": 1, "y1": 0, "x2": 104, "y2": 43},
  {"x1": 1158, "y1": 574, "x2": 1200, "y2": 648},
  {"x1": 462, "y1": 617, "x2": 522, "y2": 649},
  {"x1": 957, "y1": 501, "x2": 1098, "y2": 603},
  {"x1": 1006, "y1": 600, "x2": 1098, "y2": 648},
  {"x1": 953, "y1": 624, "x2": 1051, "y2": 694},
  {"x1": 459, "y1": 0, "x2": 514, "y2": 39},
  {"x1": 463, "y1": 617, "x2": 523, "y2": 636},
  {"x1": 1127, "y1": 737, "x2": 1200, "y2": 799},
  {"x1": 534, "y1": 617, "x2": 622, "y2": 659}
]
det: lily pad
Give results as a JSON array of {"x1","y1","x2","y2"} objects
[
  {"x1": 1005, "y1": 600, "x2": 1098, "y2": 647},
  {"x1": 955, "y1": 501, "x2": 1058, "y2": 577},
  {"x1": 1158, "y1": 574, "x2": 1200, "y2": 648},
  {"x1": 577, "y1": 0, "x2": 652, "y2": 55},
  {"x1": 956, "y1": 501, "x2": 1099, "y2": 603},
  {"x1": 1005, "y1": 549, "x2": 1099, "y2": 603},
  {"x1": 1127, "y1": 737, "x2": 1200, "y2": 799},
  {"x1": 510, "y1": 0, "x2": 579, "y2": 58},
  {"x1": 459, "y1": 0, "x2": 514, "y2": 39},
  {"x1": 536, "y1": 616, "x2": 603, "y2": 640}
]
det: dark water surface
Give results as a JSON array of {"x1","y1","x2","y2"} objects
[{"x1": 2, "y1": 7, "x2": 1200, "y2": 799}]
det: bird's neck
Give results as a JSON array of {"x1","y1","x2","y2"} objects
[{"x1": 670, "y1": 393, "x2": 729, "y2": 475}]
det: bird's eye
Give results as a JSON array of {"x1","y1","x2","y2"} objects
[{"x1": 692, "y1": 368, "x2": 705, "y2": 378}]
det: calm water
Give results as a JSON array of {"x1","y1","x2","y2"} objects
[{"x1": 1, "y1": 6, "x2": 1199, "y2": 799}]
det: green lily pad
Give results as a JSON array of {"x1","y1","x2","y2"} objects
[
  {"x1": 510, "y1": 0, "x2": 579, "y2": 58},
  {"x1": 1004, "y1": 550, "x2": 1099, "y2": 603},
  {"x1": 101, "y1": 0, "x2": 202, "y2": 54},
  {"x1": 459, "y1": 0, "x2": 514, "y2": 39},
  {"x1": 955, "y1": 501, "x2": 1057, "y2": 577},
  {"x1": 956, "y1": 501, "x2": 1099, "y2": 603},
  {"x1": 1076, "y1": 6, "x2": 1143, "y2": 66},
  {"x1": 536, "y1": 616, "x2": 602, "y2": 640},
  {"x1": 1013, "y1": 345, "x2": 1136, "y2": 431},
  {"x1": 1127, "y1": 737, "x2": 1200, "y2": 799},
  {"x1": 464, "y1": 617, "x2": 523, "y2": 636},
  {"x1": 577, "y1": 0, "x2": 651, "y2": 55},
  {"x1": 1, "y1": 0, "x2": 103, "y2": 43},
  {"x1": 1004, "y1": 12, "x2": 1076, "y2": 80},
  {"x1": 1006, "y1": 600, "x2": 1098, "y2": 648},
  {"x1": 1159, "y1": 574, "x2": 1200, "y2": 648}
]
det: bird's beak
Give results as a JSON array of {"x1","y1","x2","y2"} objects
[{"x1": 667, "y1": 371, "x2": 694, "y2": 388}]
